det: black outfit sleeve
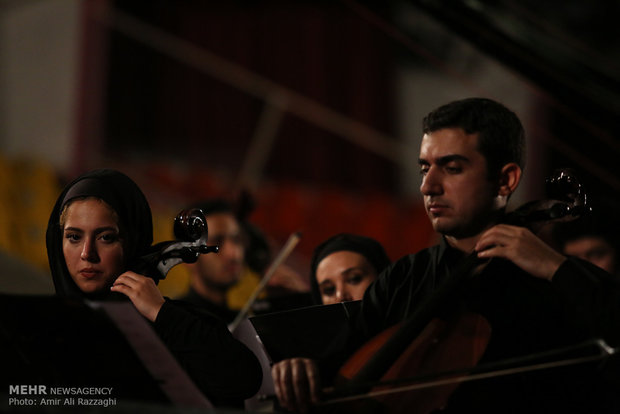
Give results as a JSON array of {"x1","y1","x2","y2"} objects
[
  {"x1": 336, "y1": 245, "x2": 620, "y2": 413},
  {"x1": 351, "y1": 246, "x2": 445, "y2": 348},
  {"x1": 551, "y1": 257, "x2": 620, "y2": 346},
  {"x1": 152, "y1": 299, "x2": 263, "y2": 407}
]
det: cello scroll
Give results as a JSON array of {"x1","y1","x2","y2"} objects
[{"x1": 131, "y1": 208, "x2": 219, "y2": 280}]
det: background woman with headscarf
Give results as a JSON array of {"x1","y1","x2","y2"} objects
[
  {"x1": 309, "y1": 233, "x2": 391, "y2": 304},
  {"x1": 45, "y1": 169, "x2": 261, "y2": 407}
]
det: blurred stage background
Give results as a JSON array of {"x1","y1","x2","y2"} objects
[{"x1": 1, "y1": 0, "x2": 618, "y2": 306}]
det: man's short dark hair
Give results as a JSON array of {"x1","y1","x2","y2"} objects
[
  {"x1": 193, "y1": 198, "x2": 235, "y2": 216},
  {"x1": 190, "y1": 198, "x2": 271, "y2": 274},
  {"x1": 422, "y1": 97, "x2": 526, "y2": 179}
]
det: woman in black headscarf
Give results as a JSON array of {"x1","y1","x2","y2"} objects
[
  {"x1": 309, "y1": 233, "x2": 391, "y2": 304},
  {"x1": 46, "y1": 169, "x2": 262, "y2": 407}
]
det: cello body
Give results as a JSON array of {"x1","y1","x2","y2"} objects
[{"x1": 329, "y1": 311, "x2": 491, "y2": 414}]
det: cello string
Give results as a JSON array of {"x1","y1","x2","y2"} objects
[
  {"x1": 336, "y1": 337, "x2": 612, "y2": 392},
  {"x1": 321, "y1": 339, "x2": 617, "y2": 405}
]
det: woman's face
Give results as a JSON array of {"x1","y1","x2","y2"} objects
[
  {"x1": 315, "y1": 251, "x2": 378, "y2": 304},
  {"x1": 61, "y1": 199, "x2": 125, "y2": 294}
]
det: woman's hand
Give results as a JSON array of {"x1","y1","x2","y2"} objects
[{"x1": 111, "y1": 271, "x2": 165, "y2": 321}]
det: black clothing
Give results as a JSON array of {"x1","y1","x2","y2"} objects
[
  {"x1": 179, "y1": 287, "x2": 239, "y2": 325},
  {"x1": 45, "y1": 169, "x2": 262, "y2": 407},
  {"x1": 346, "y1": 238, "x2": 620, "y2": 413},
  {"x1": 154, "y1": 298, "x2": 262, "y2": 406}
]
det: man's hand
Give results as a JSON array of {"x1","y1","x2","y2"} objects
[
  {"x1": 475, "y1": 224, "x2": 566, "y2": 281},
  {"x1": 111, "y1": 271, "x2": 165, "y2": 321},
  {"x1": 272, "y1": 358, "x2": 321, "y2": 413},
  {"x1": 266, "y1": 264, "x2": 310, "y2": 294}
]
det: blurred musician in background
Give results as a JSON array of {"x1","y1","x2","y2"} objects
[
  {"x1": 552, "y1": 197, "x2": 620, "y2": 278},
  {"x1": 180, "y1": 199, "x2": 246, "y2": 324},
  {"x1": 181, "y1": 197, "x2": 310, "y2": 323}
]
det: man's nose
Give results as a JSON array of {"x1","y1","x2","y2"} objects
[
  {"x1": 420, "y1": 167, "x2": 442, "y2": 195},
  {"x1": 219, "y1": 238, "x2": 244, "y2": 258}
]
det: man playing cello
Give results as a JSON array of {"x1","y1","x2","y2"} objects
[{"x1": 272, "y1": 97, "x2": 620, "y2": 413}]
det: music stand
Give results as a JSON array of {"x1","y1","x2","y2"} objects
[
  {"x1": 0, "y1": 294, "x2": 212, "y2": 409},
  {"x1": 249, "y1": 300, "x2": 361, "y2": 363}
]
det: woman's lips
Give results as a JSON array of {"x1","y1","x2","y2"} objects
[{"x1": 79, "y1": 268, "x2": 101, "y2": 279}]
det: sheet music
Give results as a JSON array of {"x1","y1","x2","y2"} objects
[
  {"x1": 230, "y1": 318, "x2": 275, "y2": 411},
  {"x1": 87, "y1": 301, "x2": 213, "y2": 409}
]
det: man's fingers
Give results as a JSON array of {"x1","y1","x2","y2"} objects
[
  {"x1": 272, "y1": 360, "x2": 295, "y2": 411},
  {"x1": 291, "y1": 360, "x2": 311, "y2": 411},
  {"x1": 271, "y1": 359, "x2": 319, "y2": 413},
  {"x1": 304, "y1": 358, "x2": 321, "y2": 404}
]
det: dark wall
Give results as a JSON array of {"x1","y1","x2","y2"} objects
[{"x1": 104, "y1": 1, "x2": 398, "y2": 192}]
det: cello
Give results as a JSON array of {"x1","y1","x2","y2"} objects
[
  {"x1": 318, "y1": 168, "x2": 609, "y2": 413},
  {"x1": 130, "y1": 207, "x2": 220, "y2": 280}
]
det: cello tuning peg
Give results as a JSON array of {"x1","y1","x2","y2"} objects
[
  {"x1": 174, "y1": 208, "x2": 208, "y2": 242},
  {"x1": 545, "y1": 168, "x2": 586, "y2": 207}
]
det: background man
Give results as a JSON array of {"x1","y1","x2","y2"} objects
[
  {"x1": 552, "y1": 197, "x2": 620, "y2": 277},
  {"x1": 181, "y1": 199, "x2": 245, "y2": 324}
]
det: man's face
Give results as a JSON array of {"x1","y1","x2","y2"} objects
[
  {"x1": 563, "y1": 236, "x2": 617, "y2": 275},
  {"x1": 193, "y1": 212, "x2": 245, "y2": 289},
  {"x1": 418, "y1": 128, "x2": 499, "y2": 239}
]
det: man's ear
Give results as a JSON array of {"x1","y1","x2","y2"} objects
[{"x1": 498, "y1": 163, "x2": 522, "y2": 197}]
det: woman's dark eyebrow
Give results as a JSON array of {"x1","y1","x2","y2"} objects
[
  {"x1": 63, "y1": 226, "x2": 118, "y2": 233},
  {"x1": 94, "y1": 227, "x2": 119, "y2": 233},
  {"x1": 342, "y1": 267, "x2": 366, "y2": 276},
  {"x1": 63, "y1": 227, "x2": 83, "y2": 233},
  {"x1": 319, "y1": 267, "x2": 359, "y2": 282}
]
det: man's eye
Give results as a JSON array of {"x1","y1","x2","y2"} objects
[
  {"x1": 208, "y1": 236, "x2": 225, "y2": 246},
  {"x1": 419, "y1": 167, "x2": 429, "y2": 176},
  {"x1": 446, "y1": 166, "x2": 462, "y2": 174}
]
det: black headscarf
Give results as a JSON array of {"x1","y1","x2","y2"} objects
[
  {"x1": 309, "y1": 233, "x2": 391, "y2": 303},
  {"x1": 46, "y1": 169, "x2": 153, "y2": 299}
]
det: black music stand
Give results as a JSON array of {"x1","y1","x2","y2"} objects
[
  {"x1": 0, "y1": 294, "x2": 212, "y2": 409},
  {"x1": 249, "y1": 300, "x2": 361, "y2": 363}
]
